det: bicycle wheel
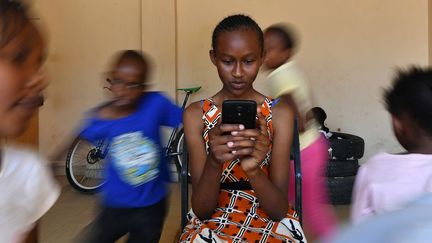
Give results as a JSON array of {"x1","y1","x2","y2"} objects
[
  {"x1": 173, "y1": 128, "x2": 185, "y2": 171},
  {"x1": 66, "y1": 138, "x2": 105, "y2": 194},
  {"x1": 173, "y1": 128, "x2": 191, "y2": 179}
]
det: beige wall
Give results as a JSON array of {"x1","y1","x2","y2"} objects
[
  {"x1": 176, "y1": 0, "x2": 428, "y2": 161},
  {"x1": 35, "y1": 0, "x2": 143, "y2": 156},
  {"x1": 141, "y1": 1, "x2": 177, "y2": 98},
  {"x1": 35, "y1": 0, "x2": 428, "y2": 161}
]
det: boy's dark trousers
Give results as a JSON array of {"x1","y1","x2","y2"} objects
[{"x1": 83, "y1": 197, "x2": 167, "y2": 243}]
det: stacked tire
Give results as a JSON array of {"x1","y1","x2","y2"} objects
[{"x1": 326, "y1": 132, "x2": 365, "y2": 205}]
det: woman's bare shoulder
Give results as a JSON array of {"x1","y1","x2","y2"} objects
[
  {"x1": 184, "y1": 100, "x2": 203, "y2": 116},
  {"x1": 184, "y1": 100, "x2": 204, "y2": 126},
  {"x1": 271, "y1": 100, "x2": 294, "y2": 126},
  {"x1": 272, "y1": 99, "x2": 293, "y2": 114}
]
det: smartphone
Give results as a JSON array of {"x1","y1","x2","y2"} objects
[{"x1": 222, "y1": 100, "x2": 257, "y2": 129}]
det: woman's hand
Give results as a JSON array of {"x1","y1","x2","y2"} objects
[
  {"x1": 207, "y1": 123, "x2": 247, "y2": 164},
  {"x1": 230, "y1": 108, "x2": 271, "y2": 175}
]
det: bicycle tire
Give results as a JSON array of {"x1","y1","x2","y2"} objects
[
  {"x1": 173, "y1": 128, "x2": 191, "y2": 180},
  {"x1": 65, "y1": 137, "x2": 105, "y2": 194},
  {"x1": 173, "y1": 128, "x2": 185, "y2": 171}
]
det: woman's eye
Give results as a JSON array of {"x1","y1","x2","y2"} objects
[
  {"x1": 222, "y1": 60, "x2": 233, "y2": 65},
  {"x1": 244, "y1": 60, "x2": 255, "y2": 65}
]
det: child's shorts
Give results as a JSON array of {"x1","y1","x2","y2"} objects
[{"x1": 82, "y1": 197, "x2": 167, "y2": 243}]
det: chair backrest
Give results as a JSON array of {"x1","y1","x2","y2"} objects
[
  {"x1": 180, "y1": 142, "x2": 190, "y2": 229},
  {"x1": 292, "y1": 118, "x2": 302, "y2": 225},
  {"x1": 180, "y1": 118, "x2": 302, "y2": 229}
]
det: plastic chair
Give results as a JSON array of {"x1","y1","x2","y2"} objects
[{"x1": 180, "y1": 119, "x2": 302, "y2": 229}]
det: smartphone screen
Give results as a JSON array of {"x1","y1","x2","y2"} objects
[{"x1": 222, "y1": 100, "x2": 257, "y2": 129}]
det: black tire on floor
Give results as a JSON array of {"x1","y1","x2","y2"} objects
[
  {"x1": 329, "y1": 132, "x2": 365, "y2": 159},
  {"x1": 326, "y1": 159, "x2": 359, "y2": 177},
  {"x1": 327, "y1": 176, "x2": 355, "y2": 205}
]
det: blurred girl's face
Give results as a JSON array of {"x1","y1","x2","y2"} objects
[
  {"x1": 263, "y1": 31, "x2": 291, "y2": 70},
  {"x1": 0, "y1": 23, "x2": 46, "y2": 138}
]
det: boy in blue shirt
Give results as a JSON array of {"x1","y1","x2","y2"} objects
[{"x1": 80, "y1": 50, "x2": 182, "y2": 243}]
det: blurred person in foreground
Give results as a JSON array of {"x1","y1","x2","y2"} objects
[
  {"x1": 0, "y1": 0, "x2": 60, "y2": 242},
  {"x1": 73, "y1": 50, "x2": 182, "y2": 243},
  {"x1": 263, "y1": 23, "x2": 338, "y2": 241},
  {"x1": 351, "y1": 66, "x2": 432, "y2": 224},
  {"x1": 332, "y1": 193, "x2": 432, "y2": 243}
]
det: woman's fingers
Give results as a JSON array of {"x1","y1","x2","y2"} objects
[
  {"x1": 231, "y1": 129, "x2": 260, "y2": 138},
  {"x1": 207, "y1": 108, "x2": 271, "y2": 164},
  {"x1": 208, "y1": 135, "x2": 258, "y2": 162},
  {"x1": 210, "y1": 133, "x2": 249, "y2": 147},
  {"x1": 229, "y1": 147, "x2": 254, "y2": 156},
  {"x1": 226, "y1": 139, "x2": 256, "y2": 150},
  {"x1": 234, "y1": 108, "x2": 271, "y2": 166},
  {"x1": 219, "y1": 123, "x2": 244, "y2": 134},
  {"x1": 208, "y1": 123, "x2": 249, "y2": 163}
]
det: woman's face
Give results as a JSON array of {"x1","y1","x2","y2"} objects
[
  {"x1": 0, "y1": 23, "x2": 46, "y2": 138},
  {"x1": 210, "y1": 29, "x2": 264, "y2": 97}
]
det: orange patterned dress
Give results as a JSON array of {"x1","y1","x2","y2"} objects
[{"x1": 179, "y1": 98, "x2": 306, "y2": 243}]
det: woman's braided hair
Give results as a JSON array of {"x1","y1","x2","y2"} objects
[{"x1": 211, "y1": 14, "x2": 263, "y2": 53}]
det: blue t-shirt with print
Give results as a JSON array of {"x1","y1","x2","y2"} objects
[{"x1": 80, "y1": 92, "x2": 182, "y2": 208}]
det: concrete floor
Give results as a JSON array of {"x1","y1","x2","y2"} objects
[{"x1": 40, "y1": 177, "x2": 350, "y2": 243}]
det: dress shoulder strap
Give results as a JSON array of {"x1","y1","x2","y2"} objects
[{"x1": 201, "y1": 98, "x2": 220, "y2": 131}]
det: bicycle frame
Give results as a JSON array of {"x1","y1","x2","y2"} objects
[{"x1": 165, "y1": 88, "x2": 198, "y2": 157}]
